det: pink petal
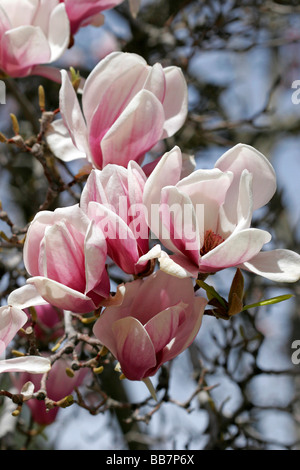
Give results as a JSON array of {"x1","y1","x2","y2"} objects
[
  {"x1": 42, "y1": 222, "x2": 86, "y2": 293},
  {"x1": 143, "y1": 146, "x2": 183, "y2": 237},
  {"x1": 2, "y1": 26, "x2": 51, "y2": 76},
  {"x1": 94, "y1": 89, "x2": 165, "y2": 168},
  {"x1": 26, "y1": 277, "x2": 99, "y2": 314},
  {"x1": 84, "y1": 220, "x2": 110, "y2": 296},
  {"x1": 82, "y1": 51, "x2": 147, "y2": 126},
  {"x1": 87, "y1": 202, "x2": 142, "y2": 274},
  {"x1": 159, "y1": 186, "x2": 200, "y2": 266},
  {"x1": 161, "y1": 296, "x2": 207, "y2": 364},
  {"x1": 144, "y1": 302, "x2": 186, "y2": 353},
  {"x1": 112, "y1": 317, "x2": 156, "y2": 381},
  {"x1": 23, "y1": 210, "x2": 56, "y2": 276}
]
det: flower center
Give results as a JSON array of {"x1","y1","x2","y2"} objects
[{"x1": 200, "y1": 230, "x2": 224, "y2": 256}]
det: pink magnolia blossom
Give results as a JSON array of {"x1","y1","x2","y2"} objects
[
  {"x1": 23, "y1": 304, "x2": 64, "y2": 344},
  {"x1": 0, "y1": 0, "x2": 70, "y2": 79},
  {"x1": 16, "y1": 357, "x2": 88, "y2": 425},
  {"x1": 20, "y1": 204, "x2": 110, "y2": 314},
  {"x1": 142, "y1": 144, "x2": 300, "y2": 282},
  {"x1": 0, "y1": 305, "x2": 50, "y2": 374},
  {"x1": 93, "y1": 270, "x2": 207, "y2": 381},
  {"x1": 80, "y1": 162, "x2": 150, "y2": 275},
  {"x1": 46, "y1": 51, "x2": 188, "y2": 169},
  {"x1": 60, "y1": 0, "x2": 125, "y2": 35}
]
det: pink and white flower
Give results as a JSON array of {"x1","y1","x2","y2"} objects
[
  {"x1": 19, "y1": 204, "x2": 110, "y2": 314},
  {"x1": 93, "y1": 270, "x2": 207, "y2": 381},
  {"x1": 46, "y1": 51, "x2": 188, "y2": 169},
  {"x1": 142, "y1": 144, "x2": 300, "y2": 282},
  {"x1": 0, "y1": 0, "x2": 70, "y2": 79},
  {"x1": 80, "y1": 162, "x2": 150, "y2": 275}
]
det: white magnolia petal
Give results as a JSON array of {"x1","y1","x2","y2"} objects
[
  {"x1": 159, "y1": 252, "x2": 194, "y2": 279},
  {"x1": 0, "y1": 356, "x2": 51, "y2": 374},
  {"x1": 46, "y1": 119, "x2": 88, "y2": 162},
  {"x1": 242, "y1": 249, "x2": 300, "y2": 282},
  {"x1": 7, "y1": 283, "x2": 48, "y2": 310}
]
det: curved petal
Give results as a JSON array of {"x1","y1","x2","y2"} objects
[
  {"x1": 199, "y1": 228, "x2": 272, "y2": 273},
  {"x1": 159, "y1": 252, "x2": 199, "y2": 278},
  {"x1": 46, "y1": 119, "x2": 88, "y2": 162},
  {"x1": 82, "y1": 51, "x2": 147, "y2": 126},
  {"x1": 42, "y1": 222, "x2": 86, "y2": 292},
  {"x1": 177, "y1": 168, "x2": 233, "y2": 236},
  {"x1": 159, "y1": 185, "x2": 201, "y2": 265},
  {"x1": 0, "y1": 306, "x2": 28, "y2": 355},
  {"x1": 47, "y1": 2, "x2": 70, "y2": 61},
  {"x1": 87, "y1": 202, "x2": 142, "y2": 274},
  {"x1": 0, "y1": 356, "x2": 51, "y2": 374},
  {"x1": 2, "y1": 25, "x2": 51, "y2": 76},
  {"x1": 84, "y1": 220, "x2": 109, "y2": 296},
  {"x1": 112, "y1": 317, "x2": 156, "y2": 381},
  {"x1": 7, "y1": 284, "x2": 48, "y2": 310},
  {"x1": 59, "y1": 70, "x2": 89, "y2": 155},
  {"x1": 144, "y1": 302, "x2": 186, "y2": 353},
  {"x1": 161, "y1": 296, "x2": 207, "y2": 364},
  {"x1": 218, "y1": 169, "x2": 253, "y2": 237},
  {"x1": 161, "y1": 66, "x2": 188, "y2": 138},
  {"x1": 241, "y1": 249, "x2": 300, "y2": 282},
  {"x1": 26, "y1": 277, "x2": 99, "y2": 314},
  {"x1": 96, "y1": 89, "x2": 165, "y2": 168},
  {"x1": 143, "y1": 146, "x2": 182, "y2": 236},
  {"x1": 143, "y1": 62, "x2": 166, "y2": 103},
  {"x1": 215, "y1": 143, "x2": 277, "y2": 214},
  {"x1": 23, "y1": 210, "x2": 55, "y2": 276}
]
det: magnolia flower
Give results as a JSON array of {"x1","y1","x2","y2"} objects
[
  {"x1": 142, "y1": 145, "x2": 300, "y2": 282},
  {"x1": 60, "y1": 0, "x2": 125, "y2": 35},
  {"x1": 80, "y1": 162, "x2": 150, "y2": 275},
  {"x1": 0, "y1": 305, "x2": 50, "y2": 374},
  {"x1": 93, "y1": 270, "x2": 207, "y2": 381},
  {"x1": 16, "y1": 357, "x2": 88, "y2": 425},
  {"x1": 46, "y1": 51, "x2": 188, "y2": 169},
  {"x1": 19, "y1": 204, "x2": 110, "y2": 314},
  {"x1": 0, "y1": 0, "x2": 70, "y2": 79},
  {"x1": 23, "y1": 304, "x2": 64, "y2": 344}
]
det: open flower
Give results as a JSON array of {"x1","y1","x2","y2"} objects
[
  {"x1": 93, "y1": 270, "x2": 207, "y2": 381},
  {"x1": 0, "y1": 0, "x2": 70, "y2": 79},
  {"x1": 142, "y1": 144, "x2": 300, "y2": 282},
  {"x1": 46, "y1": 51, "x2": 188, "y2": 169},
  {"x1": 19, "y1": 204, "x2": 110, "y2": 314},
  {"x1": 80, "y1": 162, "x2": 150, "y2": 275}
]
